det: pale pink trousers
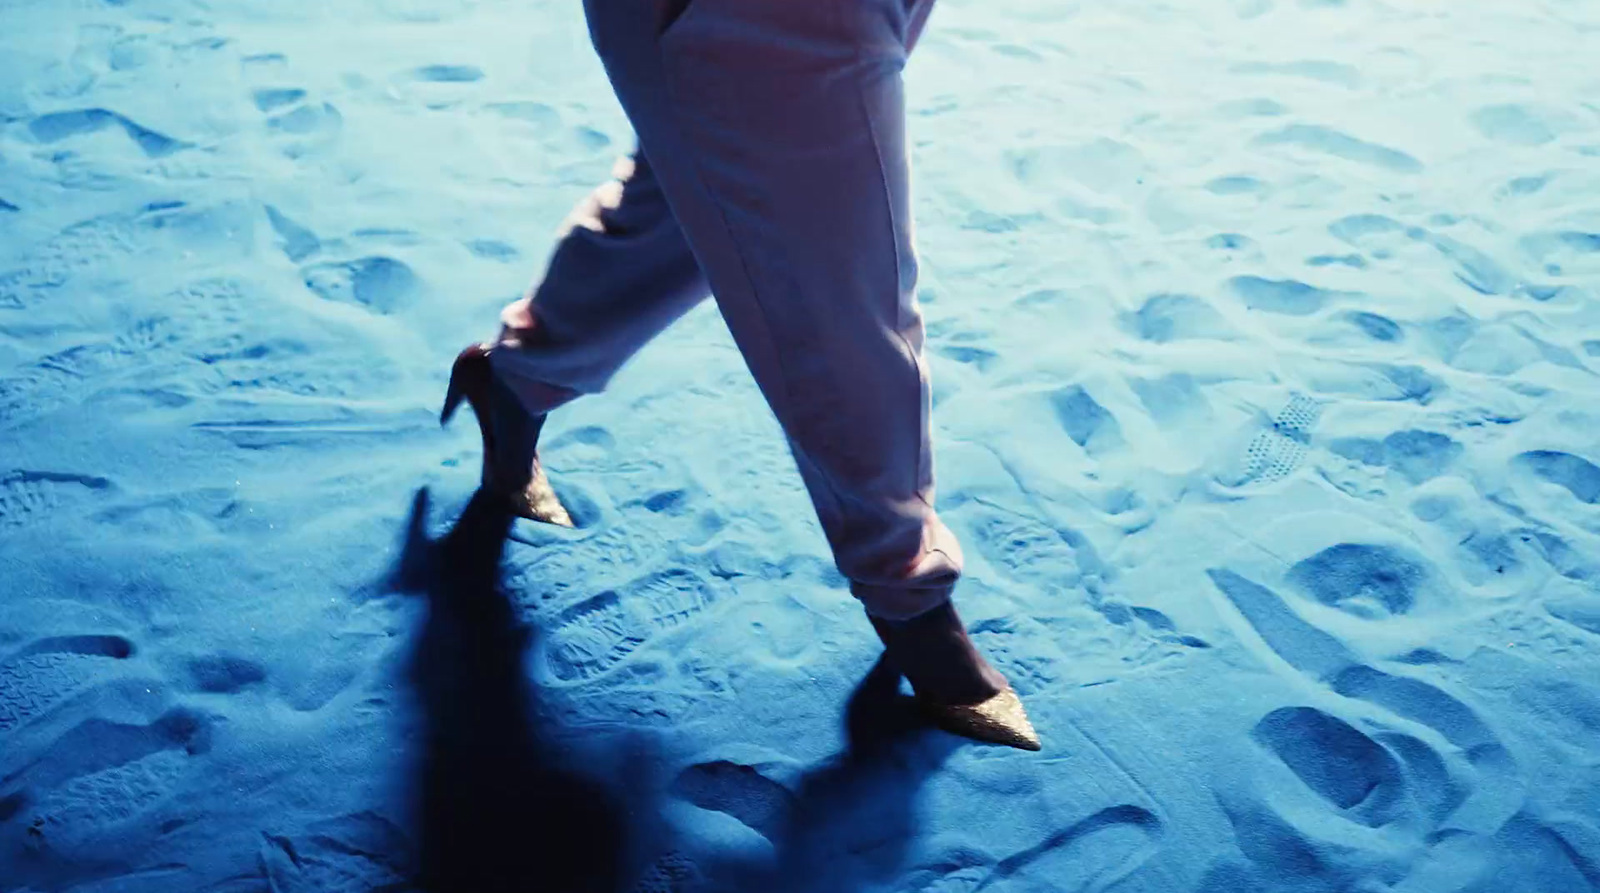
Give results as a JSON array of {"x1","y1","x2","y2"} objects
[{"x1": 489, "y1": 0, "x2": 956, "y2": 620}]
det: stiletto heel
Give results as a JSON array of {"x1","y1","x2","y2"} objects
[
  {"x1": 441, "y1": 385, "x2": 463, "y2": 425},
  {"x1": 441, "y1": 372, "x2": 465, "y2": 426},
  {"x1": 441, "y1": 343, "x2": 491, "y2": 426}
]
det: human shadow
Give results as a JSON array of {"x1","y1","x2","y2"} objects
[
  {"x1": 392, "y1": 487, "x2": 659, "y2": 893},
  {"x1": 392, "y1": 485, "x2": 959, "y2": 893}
]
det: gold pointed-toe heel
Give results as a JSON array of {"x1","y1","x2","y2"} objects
[
  {"x1": 922, "y1": 687, "x2": 1041, "y2": 752},
  {"x1": 516, "y1": 463, "x2": 574, "y2": 528},
  {"x1": 442, "y1": 343, "x2": 575, "y2": 528},
  {"x1": 870, "y1": 600, "x2": 1043, "y2": 752}
]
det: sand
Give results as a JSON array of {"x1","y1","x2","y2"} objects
[{"x1": 2, "y1": 0, "x2": 1598, "y2": 890}]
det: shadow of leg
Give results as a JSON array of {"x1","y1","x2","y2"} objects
[{"x1": 394, "y1": 488, "x2": 642, "y2": 893}]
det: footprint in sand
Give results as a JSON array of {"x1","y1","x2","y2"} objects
[
  {"x1": 1230, "y1": 59, "x2": 1362, "y2": 89},
  {"x1": 0, "y1": 328, "x2": 179, "y2": 427},
  {"x1": 966, "y1": 614, "x2": 1071, "y2": 695},
  {"x1": 1, "y1": 276, "x2": 389, "y2": 423},
  {"x1": 487, "y1": 99, "x2": 565, "y2": 135},
  {"x1": 671, "y1": 759, "x2": 796, "y2": 841},
  {"x1": 1326, "y1": 213, "x2": 1521, "y2": 301},
  {"x1": 1409, "y1": 485, "x2": 1548, "y2": 593},
  {"x1": 1219, "y1": 392, "x2": 1324, "y2": 488},
  {"x1": 953, "y1": 804, "x2": 1162, "y2": 893},
  {"x1": 1333, "y1": 663, "x2": 1511, "y2": 774},
  {"x1": 252, "y1": 87, "x2": 307, "y2": 113},
  {"x1": 1216, "y1": 97, "x2": 1290, "y2": 118},
  {"x1": 504, "y1": 520, "x2": 672, "y2": 612},
  {"x1": 1251, "y1": 706, "x2": 1410, "y2": 826},
  {"x1": 1205, "y1": 174, "x2": 1269, "y2": 197},
  {"x1": 1519, "y1": 229, "x2": 1600, "y2": 278},
  {"x1": 1130, "y1": 372, "x2": 1214, "y2": 432},
  {"x1": 1206, "y1": 232, "x2": 1257, "y2": 255},
  {"x1": 1307, "y1": 252, "x2": 1367, "y2": 270},
  {"x1": 1336, "y1": 310, "x2": 1401, "y2": 343},
  {"x1": 1209, "y1": 773, "x2": 1406, "y2": 891},
  {"x1": 301, "y1": 255, "x2": 422, "y2": 315},
  {"x1": 1253, "y1": 124, "x2": 1422, "y2": 174},
  {"x1": 679, "y1": 422, "x2": 816, "y2": 536},
  {"x1": 184, "y1": 654, "x2": 268, "y2": 695},
  {"x1": 1004, "y1": 137, "x2": 1151, "y2": 200},
  {"x1": 242, "y1": 60, "x2": 342, "y2": 155},
  {"x1": 1477, "y1": 811, "x2": 1600, "y2": 891},
  {"x1": 535, "y1": 426, "x2": 691, "y2": 514},
  {"x1": 1206, "y1": 566, "x2": 1518, "y2": 819},
  {"x1": 0, "y1": 212, "x2": 136, "y2": 310},
  {"x1": 25, "y1": 108, "x2": 190, "y2": 158},
  {"x1": 264, "y1": 205, "x2": 321, "y2": 262},
  {"x1": 1118, "y1": 293, "x2": 1236, "y2": 343},
  {"x1": 1544, "y1": 590, "x2": 1600, "y2": 639},
  {"x1": 0, "y1": 199, "x2": 258, "y2": 312},
  {"x1": 959, "y1": 500, "x2": 1097, "y2": 591},
  {"x1": 539, "y1": 424, "x2": 624, "y2": 471},
  {"x1": 268, "y1": 102, "x2": 342, "y2": 140},
  {"x1": 0, "y1": 635, "x2": 134, "y2": 737},
  {"x1": 1328, "y1": 212, "x2": 1408, "y2": 259},
  {"x1": 410, "y1": 64, "x2": 484, "y2": 83},
  {"x1": 628, "y1": 850, "x2": 704, "y2": 893},
  {"x1": 1328, "y1": 210, "x2": 1518, "y2": 297},
  {"x1": 1513, "y1": 450, "x2": 1600, "y2": 506},
  {"x1": 670, "y1": 757, "x2": 1162, "y2": 893},
  {"x1": 5, "y1": 708, "x2": 212, "y2": 858},
  {"x1": 0, "y1": 471, "x2": 115, "y2": 531},
  {"x1": 933, "y1": 343, "x2": 1002, "y2": 374},
  {"x1": 393, "y1": 63, "x2": 488, "y2": 111},
  {"x1": 258, "y1": 811, "x2": 414, "y2": 893},
  {"x1": 1470, "y1": 103, "x2": 1567, "y2": 147},
  {"x1": 1227, "y1": 275, "x2": 1345, "y2": 316},
  {"x1": 1423, "y1": 231, "x2": 1517, "y2": 296},
  {"x1": 1324, "y1": 429, "x2": 1462, "y2": 489},
  {"x1": 1513, "y1": 525, "x2": 1596, "y2": 584},
  {"x1": 204, "y1": 341, "x2": 404, "y2": 401},
  {"x1": 1328, "y1": 362, "x2": 1443, "y2": 407},
  {"x1": 465, "y1": 238, "x2": 521, "y2": 263},
  {"x1": 539, "y1": 568, "x2": 718, "y2": 685},
  {"x1": 1283, "y1": 542, "x2": 1432, "y2": 619},
  {"x1": 1049, "y1": 385, "x2": 1123, "y2": 455},
  {"x1": 24, "y1": 753, "x2": 188, "y2": 850},
  {"x1": 1209, "y1": 567, "x2": 1454, "y2": 710},
  {"x1": 1199, "y1": 564, "x2": 1547, "y2": 887},
  {"x1": 154, "y1": 276, "x2": 405, "y2": 402},
  {"x1": 1501, "y1": 173, "x2": 1551, "y2": 199}
]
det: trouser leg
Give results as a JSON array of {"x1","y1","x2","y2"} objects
[
  {"x1": 581, "y1": 0, "x2": 959, "y2": 620},
  {"x1": 488, "y1": 148, "x2": 710, "y2": 414}
]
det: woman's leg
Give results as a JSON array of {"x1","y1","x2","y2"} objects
[
  {"x1": 488, "y1": 148, "x2": 710, "y2": 414},
  {"x1": 580, "y1": 0, "x2": 960, "y2": 622},
  {"x1": 570, "y1": 0, "x2": 1036, "y2": 747}
]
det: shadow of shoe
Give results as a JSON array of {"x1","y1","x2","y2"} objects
[{"x1": 760, "y1": 655, "x2": 960, "y2": 893}]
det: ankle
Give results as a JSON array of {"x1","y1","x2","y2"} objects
[{"x1": 869, "y1": 601, "x2": 1007, "y2": 706}]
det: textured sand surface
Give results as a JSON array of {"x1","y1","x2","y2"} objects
[{"x1": 2, "y1": 0, "x2": 1599, "y2": 890}]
